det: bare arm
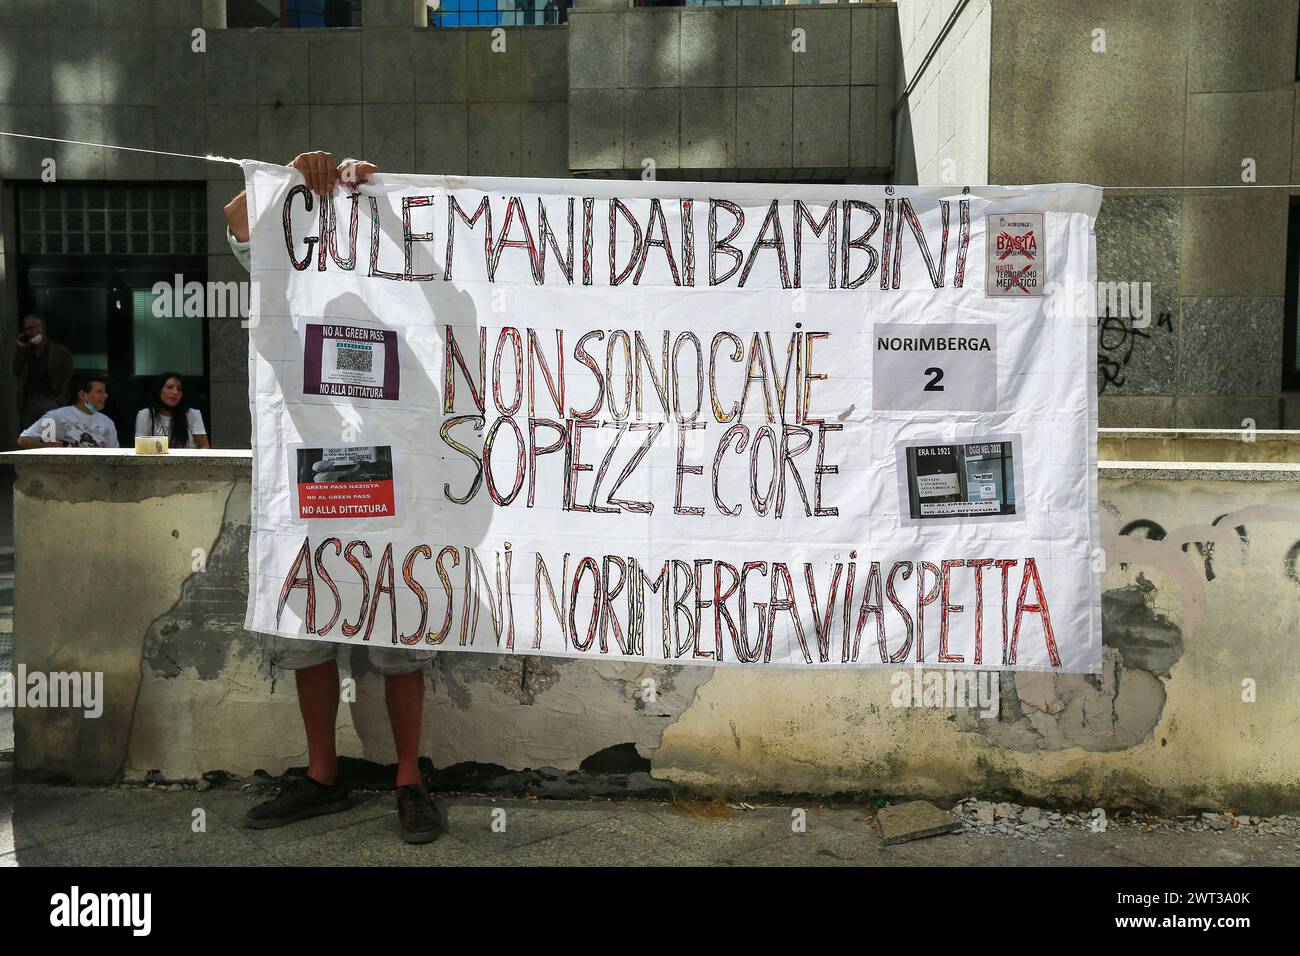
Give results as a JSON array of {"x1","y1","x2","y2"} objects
[
  {"x1": 17, "y1": 435, "x2": 61, "y2": 449},
  {"x1": 224, "y1": 189, "x2": 250, "y2": 243}
]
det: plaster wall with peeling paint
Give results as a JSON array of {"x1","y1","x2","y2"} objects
[{"x1": 5, "y1": 451, "x2": 1300, "y2": 813}]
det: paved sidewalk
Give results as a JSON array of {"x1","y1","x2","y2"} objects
[{"x1": 2, "y1": 778, "x2": 1298, "y2": 866}]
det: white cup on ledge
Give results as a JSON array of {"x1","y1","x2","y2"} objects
[{"x1": 134, "y1": 435, "x2": 169, "y2": 455}]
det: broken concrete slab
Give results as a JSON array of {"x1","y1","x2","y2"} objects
[{"x1": 874, "y1": 801, "x2": 963, "y2": 845}]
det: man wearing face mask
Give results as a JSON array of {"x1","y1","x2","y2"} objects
[
  {"x1": 16, "y1": 373, "x2": 119, "y2": 449},
  {"x1": 13, "y1": 314, "x2": 74, "y2": 435}
]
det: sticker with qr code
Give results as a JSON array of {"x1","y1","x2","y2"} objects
[{"x1": 303, "y1": 322, "x2": 400, "y2": 401}]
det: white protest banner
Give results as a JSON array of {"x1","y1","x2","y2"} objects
[{"x1": 241, "y1": 162, "x2": 1102, "y2": 672}]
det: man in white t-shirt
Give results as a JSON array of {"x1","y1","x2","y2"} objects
[{"x1": 17, "y1": 374, "x2": 119, "y2": 449}]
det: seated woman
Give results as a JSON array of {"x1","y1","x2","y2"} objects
[{"x1": 134, "y1": 371, "x2": 210, "y2": 449}]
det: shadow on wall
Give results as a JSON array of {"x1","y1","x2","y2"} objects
[
  {"x1": 892, "y1": 101, "x2": 917, "y2": 187},
  {"x1": 125, "y1": 181, "x2": 720, "y2": 785}
]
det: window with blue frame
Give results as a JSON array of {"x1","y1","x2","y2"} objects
[{"x1": 429, "y1": 0, "x2": 572, "y2": 28}]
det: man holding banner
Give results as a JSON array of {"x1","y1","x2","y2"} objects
[
  {"x1": 228, "y1": 148, "x2": 1102, "y2": 844},
  {"x1": 226, "y1": 152, "x2": 446, "y2": 846}
]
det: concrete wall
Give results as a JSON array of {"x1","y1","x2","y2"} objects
[
  {"x1": 8, "y1": 0, "x2": 1294, "y2": 441},
  {"x1": 8, "y1": 448, "x2": 1300, "y2": 814},
  {"x1": 893, "y1": 0, "x2": 989, "y2": 186},
  {"x1": 894, "y1": 0, "x2": 1299, "y2": 430},
  {"x1": 987, "y1": 0, "x2": 1298, "y2": 429},
  {"x1": 568, "y1": 4, "x2": 897, "y2": 177}
]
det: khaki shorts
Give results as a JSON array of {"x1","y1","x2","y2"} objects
[{"x1": 267, "y1": 634, "x2": 436, "y2": 676}]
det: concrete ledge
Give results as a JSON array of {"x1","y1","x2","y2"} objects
[
  {"x1": 7, "y1": 445, "x2": 1300, "y2": 812},
  {"x1": 0, "y1": 449, "x2": 252, "y2": 466},
  {"x1": 1100, "y1": 428, "x2": 1300, "y2": 440},
  {"x1": 1100, "y1": 460, "x2": 1300, "y2": 481},
  {"x1": 1099, "y1": 428, "x2": 1300, "y2": 463}
]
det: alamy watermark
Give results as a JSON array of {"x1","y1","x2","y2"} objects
[
  {"x1": 151, "y1": 274, "x2": 249, "y2": 320},
  {"x1": 890, "y1": 666, "x2": 1000, "y2": 718},
  {"x1": 1045, "y1": 278, "x2": 1153, "y2": 327},
  {"x1": 0, "y1": 666, "x2": 104, "y2": 718},
  {"x1": 49, "y1": 886, "x2": 151, "y2": 936}
]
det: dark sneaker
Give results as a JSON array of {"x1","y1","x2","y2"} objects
[
  {"x1": 396, "y1": 784, "x2": 445, "y2": 844},
  {"x1": 245, "y1": 775, "x2": 351, "y2": 830}
]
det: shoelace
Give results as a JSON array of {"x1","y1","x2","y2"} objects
[
  {"x1": 399, "y1": 787, "x2": 439, "y2": 824},
  {"x1": 273, "y1": 777, "x2": 313, "y2": 803}
]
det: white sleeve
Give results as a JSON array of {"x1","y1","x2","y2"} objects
[
  {"x1": 227, "y1": 228, "x2": 252, "y2": 273},
  {"x1": 106, "y1": 420, "x2": 119, "y2": 448},
  {"x1": 19, "y1": 412, "x2": 50, "y2": 440},
  {"x1": 188, "y1": 408, "x2": 207, "y2": 436},
  {"x1": 134, "y1": 408, "x2": 150, "y2": 437}
]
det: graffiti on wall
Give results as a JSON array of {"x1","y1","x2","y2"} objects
[
  {"x1": 1097, "y1": 309, "x2": 1173, "y2": 393},
  {"x1": 1107, "y1": 503, "x2": 1300, "y2": 638}
]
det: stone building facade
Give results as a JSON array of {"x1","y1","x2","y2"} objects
[{"x1": 1, "y1": 0, "x2": 1297, "y2": 447}]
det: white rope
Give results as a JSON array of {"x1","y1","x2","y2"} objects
[
  {"x1": 2, "y1": 129, "x2": 1297, "y2": 189},
  {"x1": 1102, "y1": 183, "x2": 1299, "y2": 190},
  {"x1": 0, "y1": 130, "x2": 242, "y2": 166}
]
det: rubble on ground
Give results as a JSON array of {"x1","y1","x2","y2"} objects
[{"x1": 952, "y1": 797, "x2": 1300, "y2": 843}]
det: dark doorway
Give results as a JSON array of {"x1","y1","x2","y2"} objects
[{"x1": 14, "y1": 183, "x2": 208, "y2": 445}]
